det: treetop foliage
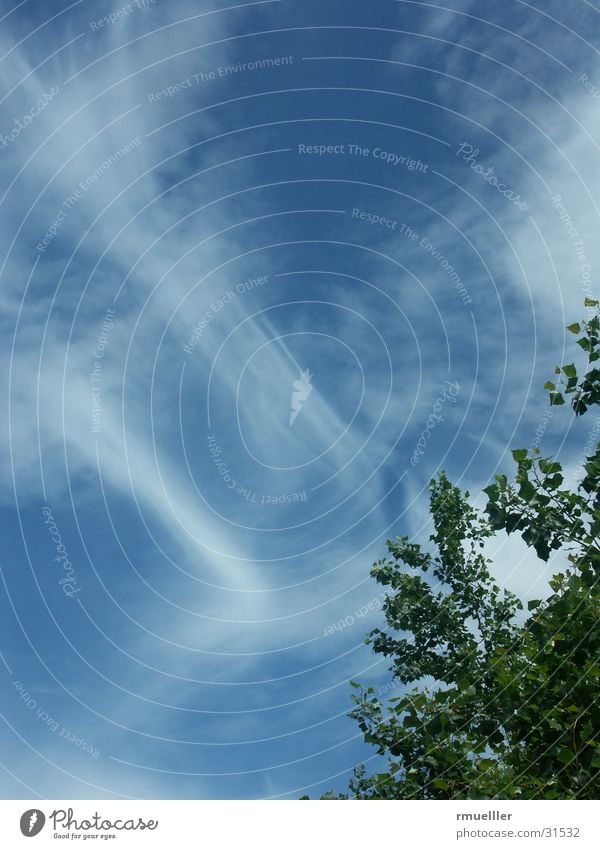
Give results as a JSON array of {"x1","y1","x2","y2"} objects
[{"x1": 318, "y1": 303, "x2": 600, "y2": 800}]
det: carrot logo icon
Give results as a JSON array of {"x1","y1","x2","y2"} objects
[
  {"x1": 289, "y1": 369, "x2": 313, "y2": 426},
  {"x1": 20, "y1": 809, "x2": 45, "y2": 837}
]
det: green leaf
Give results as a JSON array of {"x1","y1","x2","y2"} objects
[
  {"x1": 544, "y1": 473, "x2": 564, "y2": 489},
  {"x1": 539, "y1": 459, "x2": 561, "y2": 475},
  {"x1": 518, "y1": 481, "x2": 536, "y2": 501},
  {"x1": 483, "y1": 484, "x2": 499, "y2": 502},
  {"x1": 566, "y1": 323, "x2": 581, "y2": 334},
  {"x1": 557, "y1": 748, "x2": 576, "y2": 765},
  {"x1": 543, "y1": 381, "x2": 556, "y2": 391},
  {"x1": 549, "y1": 392, "x2": 565, "y2": 406},
  {"x1": 562, "y1": 363, "x2": 577, "y2": 379},
  {"x1": 512, "y1": 449, "x2": 528, "y2": 463}
]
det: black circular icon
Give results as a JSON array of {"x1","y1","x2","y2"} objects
[{"x1": 19, "y1": 810, "x2": 45, "y2": 837}]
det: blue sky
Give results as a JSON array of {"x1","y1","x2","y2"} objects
[{"x1": 1, "y1": 0, "x2": 600, "y2": 799}]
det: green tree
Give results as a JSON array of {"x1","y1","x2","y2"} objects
[{"x1": 325, "y1": 303, "x2": 600, "y2": 799}]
